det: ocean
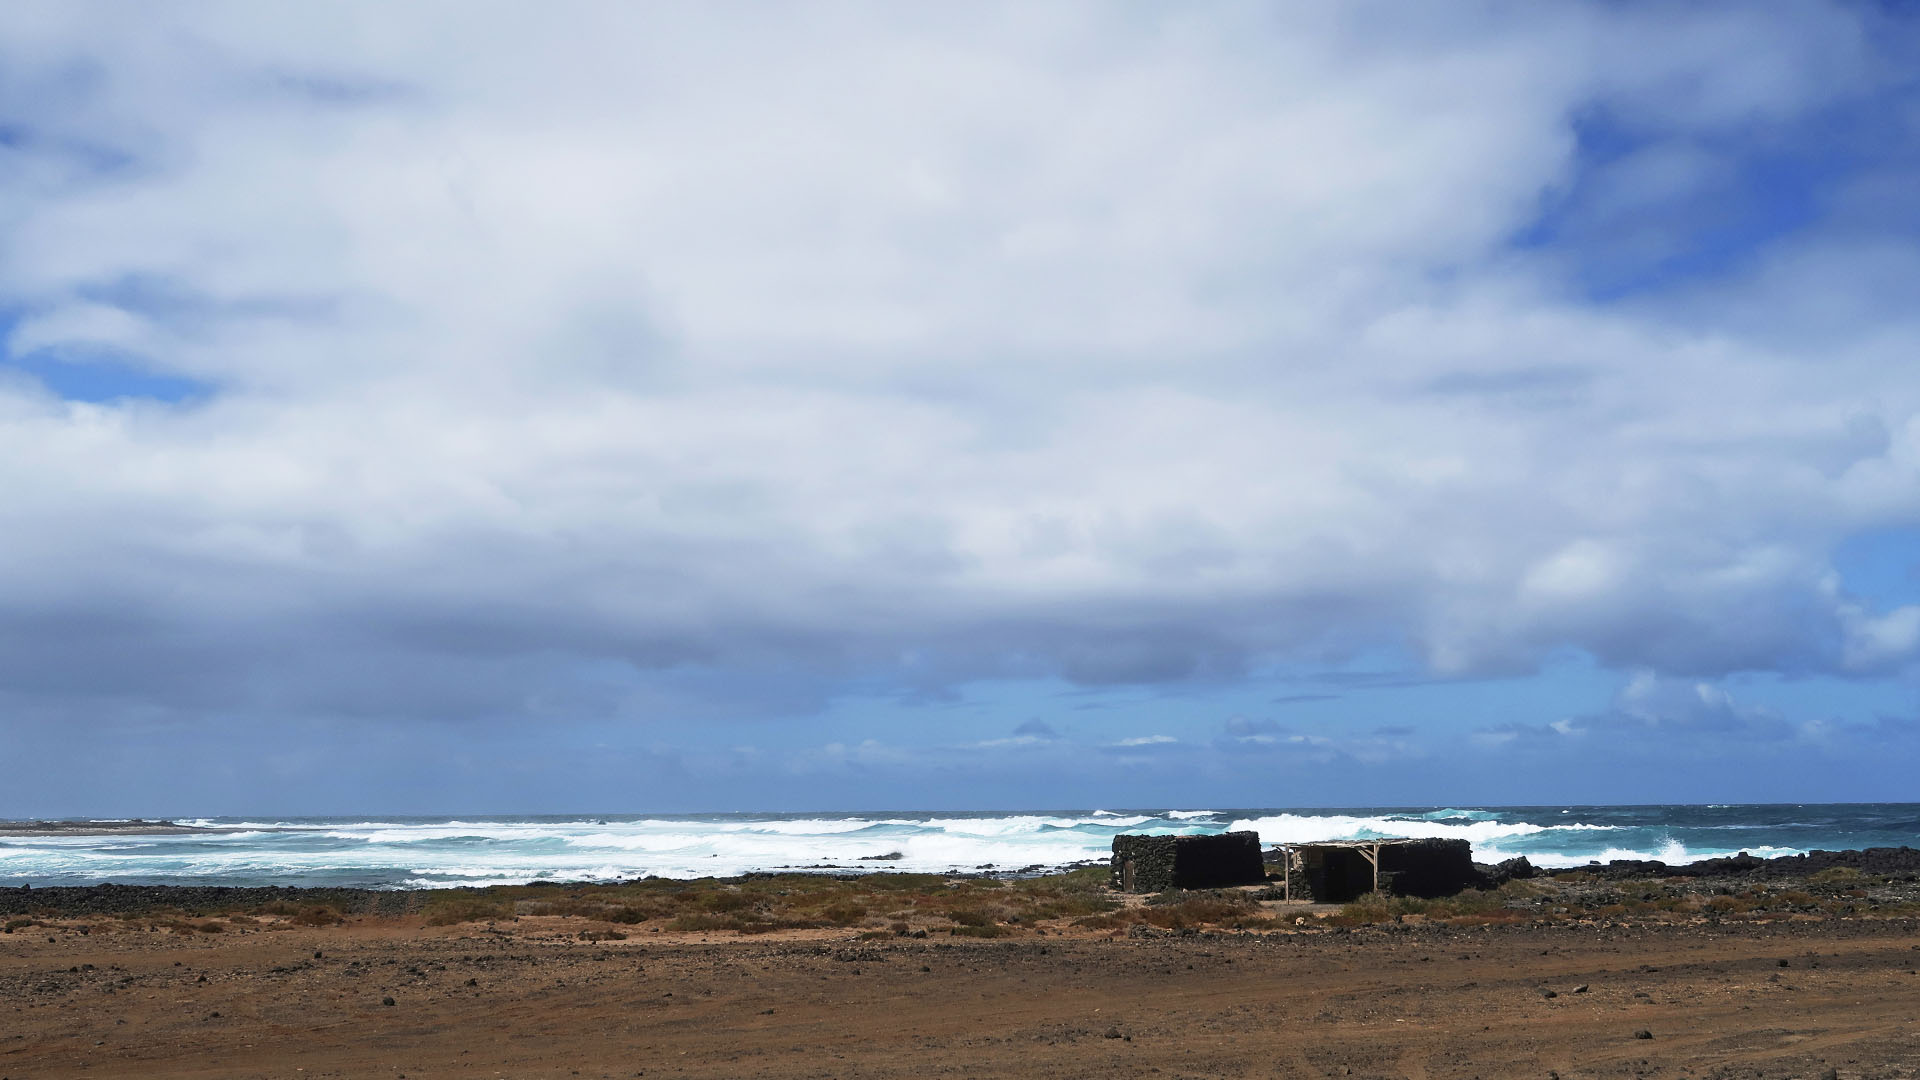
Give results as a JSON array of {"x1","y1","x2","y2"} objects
[{"x1": 4, "y1": 804, "x2": 1916, "y2": 890}]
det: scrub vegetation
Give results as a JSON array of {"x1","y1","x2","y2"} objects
[{"x1": 10, "y1": 862, "x2": 1920, "y2": 939}]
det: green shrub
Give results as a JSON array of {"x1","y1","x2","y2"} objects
[
  {"x1": 1139, "y1": 894, "x2": 1259, "y2": 928},
  {"x1": 420, "y1": 899, "x2": 509, "y2": 926},
  {"x1": 666, "y1": 912, "x2": 740, "y2": 932},
  {"x1": 701, "y1": 890, "x2": 756, "y2": 913},
  {"x1": 290, "y1": 905, "x2": 345, "y2": 927},
  {"x1": 818, "y1": 902, "x2": 868, "y2": 926}
]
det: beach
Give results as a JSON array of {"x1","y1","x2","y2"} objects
[{"x1": 5, "y1": 858, "x2": 1920, "y2": 1079}]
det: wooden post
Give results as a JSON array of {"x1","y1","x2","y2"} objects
[{"x1": 1358, "y1": 843, "x2": 1381, "y2": 895}]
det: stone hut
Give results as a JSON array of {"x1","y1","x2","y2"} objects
[
  {"x1": 1110, "y1": 831, "x2": 1266, "y2": 892},
  {"x1": 1276, "y1": 838, "x2": 1479, "y2": 902}
]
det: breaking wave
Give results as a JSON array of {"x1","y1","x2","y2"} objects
[{"x1": 4, "y1": 804, "x2": 1913, "y2": 888}]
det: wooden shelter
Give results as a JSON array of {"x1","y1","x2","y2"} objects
[{"x1": 1275, "y1": 837, "x2": 1479, "y2": 902}]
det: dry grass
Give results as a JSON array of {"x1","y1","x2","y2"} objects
[
  {"x1": 289, "y1": 905, "x2": 347, "y2": 927},
  {"x1": 1328, "y1": 882, "x2": 1548, "y2": 927},
  {"x1": 365, "y1": 865, "x2": 1159, "y2": 938},
  {"x1": 1068, "y1": 890, "x2": 1276, "y2": 932},
  {"x1": 434, "y1": 870, "x2": 1112, "y2": 936},
  {"x1": 26, "y1": 859, "x2": 1904, "y2": 940},
  {"x1": 1319, "y1": 874, "x2": 1920, "y2": 927},
  {"x1": 420, "y1": 898, "x2": 511, "y2": 926}
]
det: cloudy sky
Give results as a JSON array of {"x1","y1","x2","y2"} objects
[{"x1": 4, "y1": 2, "x2": 1919, "y2": 816}]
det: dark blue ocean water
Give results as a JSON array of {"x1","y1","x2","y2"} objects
[{"x1": 3, "y1": 803, "x2": 1915, "y2": 889}]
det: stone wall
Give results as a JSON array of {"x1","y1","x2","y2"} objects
[
  {"x1": 1111, "y1": 832, "x2": 1267, "y2": 892},
  {"x1": 1377, "y1": 838, "x2": 1479, "y2": 898}
]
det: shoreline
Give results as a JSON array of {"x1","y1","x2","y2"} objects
[
  {"x1": 6, "y1": 807, "x2": 1915, "y2": 890},
  {"x1": 4, "y1": 844, "x2": 1918, "y2": 921},
  {"x1": 0, "y1": 819, "x2": 226, "y2": 837}
]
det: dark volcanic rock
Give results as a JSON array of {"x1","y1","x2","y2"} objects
[
  {"x1": 0, "y1": 883, "x2": 416, "y2": 918},
  {"x1": 1496, "y1": 856, "x2": 1535, "y2": 880},
  {"x1": 1584, "y1": 846, "x2": 1920, "y2": 881}
]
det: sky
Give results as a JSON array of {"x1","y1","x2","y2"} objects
[{"x1": 3, "y1": 2, "x2": 1920, "y2": 816}]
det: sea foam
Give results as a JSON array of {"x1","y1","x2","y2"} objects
[{"x1": 2, "y1": 805, "x2": 1899, "y2": 889}]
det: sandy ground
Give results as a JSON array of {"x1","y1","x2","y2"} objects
[{"x1": 4, "y1": 915, "x2": 1919, "y2": 1079}]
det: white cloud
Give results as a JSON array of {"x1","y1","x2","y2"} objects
[
  {"x1": 0, "y1": 2, "x2": 1915, "y2": 727},
  {"x1": 1841, "y1": 604, "x2": 1920, "y2": 672}
]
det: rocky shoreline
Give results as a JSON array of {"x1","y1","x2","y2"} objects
[
  {"x1": 6, "y1": 844, "x2": 1919, "y2": 920},
  {"x1": 1574, "y1": 844, "x2": 1920, "y2": 880},
  {"x1": 0, "y1": 819, "x2": 221, "y2": 837},
  {"x1": 0, "y1": 883, "x2": 421, "y2": 918}
]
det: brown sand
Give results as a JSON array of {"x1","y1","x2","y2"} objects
[{"x1": 5, "y1": 915, "x2": 1918, "y2": 1079}]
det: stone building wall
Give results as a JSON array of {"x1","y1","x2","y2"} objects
[{"x1": 1111, "y1": 832, "x2": 1266, "y2": 892}]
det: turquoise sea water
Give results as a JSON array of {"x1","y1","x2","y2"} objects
[{"x1": 2, "y1": 804, "x2": 1915, "y2": 889}]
